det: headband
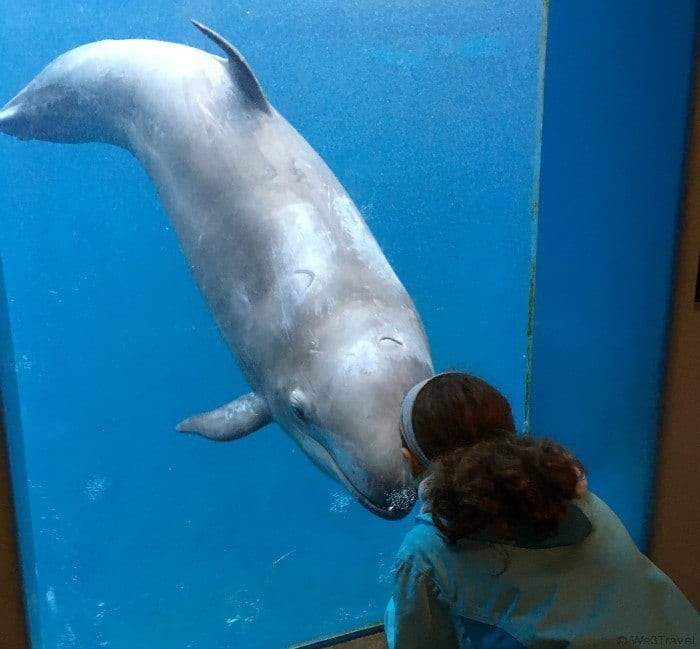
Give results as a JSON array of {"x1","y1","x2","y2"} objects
[{"x1": 400, "y1": 371, "x2": 461, "y2": 468}]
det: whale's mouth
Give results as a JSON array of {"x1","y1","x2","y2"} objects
[{"x1": 303, "y1": 435, "x2": 416, "y2": 520}]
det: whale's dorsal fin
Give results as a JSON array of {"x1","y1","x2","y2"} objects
[
  {"x1": 191, "y1": 19, "x2": 271, "y2": 115},
  {"x1": 176, "y1": 391, "x2": 272, "y2": 441}
]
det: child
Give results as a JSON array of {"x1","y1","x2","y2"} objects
[{"x1": 385, "y1": 372, "x2": 698, "y2": 648}]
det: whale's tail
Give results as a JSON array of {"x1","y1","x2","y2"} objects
[
  {"x1": 0, "y1": 62, "x2": 107, "y2": 144},
  {"x1": 0, "y1": 104, "x2": 22, "y2": 138},
  {"x1": 0, "y1": 21, "x2": 270, "y2": 146},
  {"x1": 0, "y1": 39, "x2": 145, "y2": 146}
]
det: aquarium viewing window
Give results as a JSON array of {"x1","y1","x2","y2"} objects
[{"x1": 0, "y1": 1, "x2": 697, "y2": 647}]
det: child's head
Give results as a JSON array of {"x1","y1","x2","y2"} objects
[
  {"x1": 409, "y1": 372, "x2": 515, "y2": 460},
  {"x1": 399, "y1": 371, "x2": 587, "y2": 543}
]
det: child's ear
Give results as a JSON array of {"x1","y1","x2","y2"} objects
[{"x1": 401, "y1": 447, "x2": 412, "y2": 461}]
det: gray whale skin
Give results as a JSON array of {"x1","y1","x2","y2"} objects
[{"x1": 0, "y1": 21, "x2": 434, "y2": 519}]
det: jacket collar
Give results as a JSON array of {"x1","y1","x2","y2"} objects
[{"x1": 415, "y1": 497, "x2": 593, "y2": 549}]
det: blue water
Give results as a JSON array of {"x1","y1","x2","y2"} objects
[{"x1": 0, "y1": 2, "x2": 544, "y2": 647}]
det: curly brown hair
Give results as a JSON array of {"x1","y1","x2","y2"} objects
[{"x1": 409, "y1": 373, "x2": 586, "y2": 544}]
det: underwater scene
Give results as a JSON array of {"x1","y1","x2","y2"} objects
[{"x1": 0, "y1": 1, "x2": 546, "y2": 647}]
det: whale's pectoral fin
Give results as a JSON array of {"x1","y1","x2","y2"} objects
[
  {"x1": 176, "y1": 392, "x2": 272, "y2": 441},
  {"x1": 190, "y1": 20, "x2": 271, "y2": 115}
]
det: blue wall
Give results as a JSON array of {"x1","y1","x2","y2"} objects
[
  {"x1": 531, "y1": 1, "x2": 698, "y2": 550},
  {"x1": 0, "y1": 2, "x2": 545, "y2": 647}
]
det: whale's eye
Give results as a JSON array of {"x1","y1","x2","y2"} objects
[
  {"x1": 291, "y1": 401, "x2": 306, "y2": 421},
  {"x1": 290, "y1": 390, "x2": 308, "y2": 422}
]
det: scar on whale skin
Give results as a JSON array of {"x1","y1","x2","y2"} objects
[{"x1": 294, "y1": 269, "x2": 315, "y2": 291}]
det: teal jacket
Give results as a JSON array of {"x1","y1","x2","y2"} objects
[{"x1": 384, "y1": 490, "x2": 698, "y2": 648}]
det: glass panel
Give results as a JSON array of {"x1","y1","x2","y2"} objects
[{"x1": 0, "y1": 1, "x2": 545, "y2": 647}]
